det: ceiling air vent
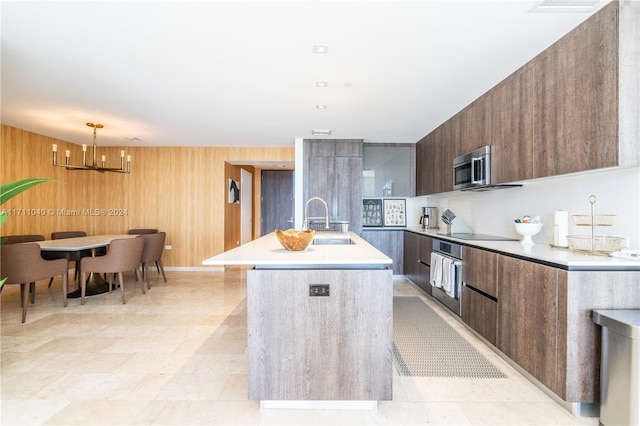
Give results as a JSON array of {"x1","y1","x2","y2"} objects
[
  {"x1": 531, "y1": 0, "x2": 601, "y2": 12},
  {"x1": 311, "y1": 129, "x2": 332, "y2": 136}
]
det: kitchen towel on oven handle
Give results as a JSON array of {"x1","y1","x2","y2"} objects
[
  {"x1": 441, "y1": 257, "x2": 459, "y2": 299},
  {"x1": 430, "y1": 252, "x2": 460, "y2": 298},
  {"x1": 430, "y1": 252, "x2": 443, "y2": 288}
]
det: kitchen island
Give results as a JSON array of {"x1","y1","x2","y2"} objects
[{"x1": 203, "y1": 232, "x2": 393, "y2": 409}]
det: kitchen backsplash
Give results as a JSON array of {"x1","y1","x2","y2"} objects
[{"x1": 407, "y1": 166, "x2": 640, "y2": 249}]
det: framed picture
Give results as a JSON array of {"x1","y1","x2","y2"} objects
[
  {"x1": 228, "y1": 179, "x2": 240, "y2": 204},
  {"x1": 383, "y1": 199, "x2": 406, "y2": 227},
  {"x1": 362, "y1": 199, "x2": 383, "y2": 227}
]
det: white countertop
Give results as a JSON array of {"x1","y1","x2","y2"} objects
[
  {"x1": 405, "y1": 226, "x2": 640, "y2": 271},
  {"x1": 203, "y1": 232, "x2": 392, "y2": 268}
]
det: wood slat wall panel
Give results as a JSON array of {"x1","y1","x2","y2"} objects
[{"x1": 1, "y1": 125, "x2": 294, "y2": 266}]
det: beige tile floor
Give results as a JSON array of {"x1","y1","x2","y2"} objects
[{"x1": 1, "y1": 267, "x2": 598, "y2": 425}]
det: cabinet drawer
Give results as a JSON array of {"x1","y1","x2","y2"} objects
[
  {"x1": 462, "y1": 285, "x2": 497, "y2": 346},
  {"x1": 462, "y1": 246, "x2": 498, "y2": 298}
]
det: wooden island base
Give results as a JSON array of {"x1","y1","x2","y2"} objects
[{"x1": 247, "y1": 268, "x2": 393, "y2": 404}]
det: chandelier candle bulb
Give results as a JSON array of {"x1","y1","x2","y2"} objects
[
  {"x1": 82, "y1": 144, "x2": 87, "y2": 152},
  {"x1": 120, "y1": 150, "x2": 125, "y2": 158},
  {"x1": 52, "y1": 144, "x2": 57, "y2": 152}
]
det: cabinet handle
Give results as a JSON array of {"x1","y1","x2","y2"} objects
[{"x1": 464, "y1": 283, "x2": 497, "y2": 302}]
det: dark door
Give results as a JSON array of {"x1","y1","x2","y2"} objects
[{"x1": 261, "y1": 170, "x2": 294, "y2": 236}]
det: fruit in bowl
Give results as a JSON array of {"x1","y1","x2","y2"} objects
[
  {"x1": 275, "y1": 229, "x2": 315, "y2": 251},
  {"x1": 514, "y1": 222, "x2": 543, "y2": 245}
]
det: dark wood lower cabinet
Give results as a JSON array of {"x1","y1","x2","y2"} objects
[
  {"x1": 461, "y1": 286, "x2": 497, "y2": 346},
  {"x1": 497, "y1": 255, "x2": 561, "y2": 397},
  {"x1": 403, "y1": 231, "x2": 432, "y2": 295},
  {"x1": 457, "y1": 243, "x2": 640, "y2": 406}
]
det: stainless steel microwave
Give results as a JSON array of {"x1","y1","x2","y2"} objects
[{"x1": 453, "y1": 145, "x2": 491, "y2": 190}]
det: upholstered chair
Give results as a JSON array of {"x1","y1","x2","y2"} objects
[
  {"x1": 0, "y1": 243, "x2": 69, "y2": 323},
  {"x1": 128, "y1": 229, "x2": 158, "y2": 235},
  {"x1": 80, "y1": 236, "x2": 145, "y2": 305},
  {"x1": 43, "y1": 231, "x2": 92, "y2": 288},
  {"x1": 140, "y1": 232, "x2": 167, "y2": 289},
  {"x1": 2, "y1": 235, "x2": 47, "y2": 303},
  {"x1": 2, "y1": 234, "x2": 45, "y2": 244}
]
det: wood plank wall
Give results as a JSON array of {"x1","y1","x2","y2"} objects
[{"x1": 1, "y1": 125, "x2": 294, "y2": 267}]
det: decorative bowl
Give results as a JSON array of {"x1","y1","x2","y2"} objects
[
  {"x1": 514, "y1": 222, "x2": 543, "y2": 245},
  {"x1": 275, "y1": 229, "x2": 315, "y2": 251}
]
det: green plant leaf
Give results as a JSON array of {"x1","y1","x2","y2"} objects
[
  {"x1": 0, "y1": 178, "x2": 54, "y2": 205},
  {"x1": 0, "y1": 178, "x2": 55, "y2": 289}
]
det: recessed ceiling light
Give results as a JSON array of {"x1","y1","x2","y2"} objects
[
  {"x1": 313, "y1": 45, "x2": 329, "y2": 54},
  {"x1": 311, "y1": 129, "x2": 332, "y2": 136},
  {"x1": 315, "y1": 82, "x2": 328, "y2": 87},
  {"x1": 316, "y1": 105, "x2": 327, "y2": 109}
]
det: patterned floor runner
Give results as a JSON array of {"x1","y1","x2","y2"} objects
[{"x1": 393, "y1": 296, "x2": 507, "y2": 378}]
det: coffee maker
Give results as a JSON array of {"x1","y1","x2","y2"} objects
[{"x1": 420, "y1": 207, "x2": 438, "y2": 229}]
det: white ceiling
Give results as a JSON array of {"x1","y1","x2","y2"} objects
[{"x1": 1, "y1": 0, "x2": 609, "y2": 148}]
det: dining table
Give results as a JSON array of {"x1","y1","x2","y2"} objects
[{"x1": 35, "y1": 234, "x2": 138, "y2": 298}]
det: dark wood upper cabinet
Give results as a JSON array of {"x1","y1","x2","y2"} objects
[
  {"x1": 416, "y1": 133, "x2": 435, "y2": 196},
  {"x1": 466, "y1": 93, "x2": 492, "y2": 154},
  {"x1": 533, "y1": 3, "x2": 619, "y2": 177},
  {"x1": 450, "y1": 107, "x2": 469, "y2": 158},
  {"x1": 415, "y1": 1, "x2": 638, "y2": 195},
  {"x1": 435, "y1": 121, "x2": 454, "y2": 194},
  {"x1": 491, "y1": 65, "x2": 534, "y2": 185}
]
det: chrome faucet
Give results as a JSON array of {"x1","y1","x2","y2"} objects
[{"x1": 303, "y1": 197, "x2": 330, "y2": 230}]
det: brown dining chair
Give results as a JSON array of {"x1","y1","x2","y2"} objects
[
  {"x1": 128, "y1": 228, "x2": 158, "y2": 235},
  {"x1": 140, "y1": 232, "x2": 167, "y2": 289},
  {"x1": 0, "y1": 243, "x2": 69, "y2": 323},
  {"x1": 44, "y1": 231, "x2": 92, "y2": 288},
  {"x1": 2, "y1": 235, "x2": 46, "y2": 304},
  {"x1": 2, "y1": 234, "x2": 45, "y2": 244},
  {"x1": 79, "y1": 236, "x2": 145, "y2": 305}
]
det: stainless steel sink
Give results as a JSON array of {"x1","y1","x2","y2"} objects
[{"x1": 312, "y1": 237, "x2": 355, "y2": 245}]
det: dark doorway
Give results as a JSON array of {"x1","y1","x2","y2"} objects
[{"x1": 261, "y1": 170, "x2": 294, "y2": 236}]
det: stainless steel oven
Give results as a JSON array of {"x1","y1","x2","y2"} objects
[{"x1": 430, "y1": 239, "x2": 462, "y2": 316}]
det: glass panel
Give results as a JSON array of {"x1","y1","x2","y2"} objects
[
  {"x1": 363, "y1": 145, "x2": 386, "y2": 197},
  {"x1": 385, "y1": 146, "x2": 410, "y2": 196},
  {"x1": 362, "y1": 145, "x2": 412, "y2": 197}
]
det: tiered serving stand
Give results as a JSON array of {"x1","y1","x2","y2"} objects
[{"x1": 566, "y1": 195, "x2": 624, "y2": 255}]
